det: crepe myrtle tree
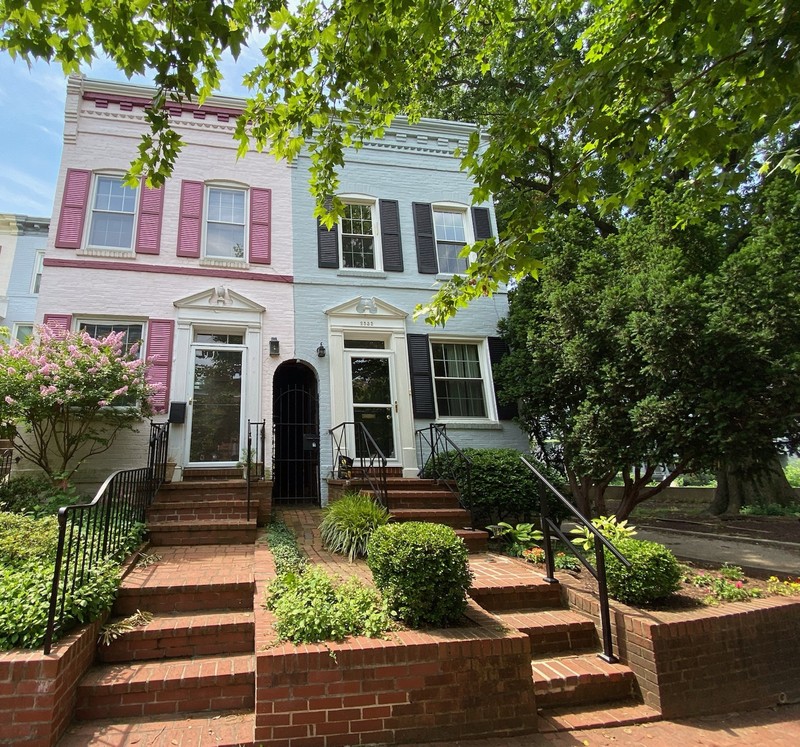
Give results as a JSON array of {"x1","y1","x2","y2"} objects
[{"x1": 0, "y1": 326, "x2": 159, "y2": 486}]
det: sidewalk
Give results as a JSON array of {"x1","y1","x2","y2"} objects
[{"x1": 409, "y1": 703, "x2": 800, "y2": 746}]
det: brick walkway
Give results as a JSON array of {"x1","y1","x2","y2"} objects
[{"x1": 411, "y1": 703, "x2": 800, "y2": 746}]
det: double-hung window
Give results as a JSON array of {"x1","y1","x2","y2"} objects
[
  {"x1": 205, "y1": 187, "x2": 246, "y2": 259},
  {"x1": 31, "y1": 251, "x2": 44, "y2": 294},
  {"x1": 433, "y1": 209, "x2": 469, "y2": 274},
  {"x1": 431, "y1": 342, "x2": 488, "y2": 418},
  {"x1": 78, "y1": 321, "x2": 145, "y2": 406},
  {"x1": 341, "y1": 202, "x2": 378, "y2": 269},
  {"x1": 88, "y1": 175, "x2": 138, "y2": 250}
]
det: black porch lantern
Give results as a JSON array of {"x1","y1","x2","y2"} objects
[
  {"x1": 269, "y1": 337, "x2": 280, "y2": 356},
  {"x1": 316, "y1": 342, "x2": 326, "y2": 358}
]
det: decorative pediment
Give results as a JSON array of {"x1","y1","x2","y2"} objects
[
  {"x1": 173, "y1": 286, "x2": 266, "y2": 313},
  {"x1": 324, "y1": 295, "x2": 407, "y2": 319}
]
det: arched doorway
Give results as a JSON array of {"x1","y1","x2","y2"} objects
[{"x1": 272, "y1": 361, "x2": 320, "y2": 504}]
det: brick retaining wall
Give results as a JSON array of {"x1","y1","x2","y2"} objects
[
  {"x1": 0, "y1": 617, "x2": 105, "y2": 746},
  {"x1": 563, "y1": 582, "x2": 800, "y2": 718},
  {"x1": 253, "y1": 541, "x2": 538, "y2": 746}
]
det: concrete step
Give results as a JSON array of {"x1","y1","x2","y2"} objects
[
  {"x1": 389, "y1": 508, "x2": 472, "y2": 528},
  {"x1": 58, "y1": 710, "x2": 255, "y2": 746},
  {"x1": 147, "y1": 500, "x2": 251, "y2": 522},
  {"x1": 97, "y1": 610, "x2": 255, "y2": 663},
  {"x1": 538, "y1": 701, "x2": 661, "y2": 732},
  {"x1": 491, "y1": 608, "x2": 598, "y2": 656},
  {"x1": 532, "y1": 654, "x2": 637, "y2": 708},
  {"x1": 74, "y1": 654, "x2": 255, "y2": 720},
  {"x1": 148, "y1": 520, "x2": 257, "y2": 546},
  {"x1": 469, "y1": 579, "x2": 563, "y2": 612}
]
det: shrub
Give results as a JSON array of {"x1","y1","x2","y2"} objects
[
  {"x1": 0, "y1": 475, "x2": 79, "y2": 517},
  {"x1": 320, "y1": 492, "x2": 389, "y2": 561},
  {"x1": 605, "y1": 538, "x2": 681, "y2": 606},
  {"x1": 367, "y1": 522, "x2": 473, "y2": 627},
  {"x1": 487, "y1": 521, "x2": 543, "y2": 557},
  {"x1": 0, "y1": 512, "x2": 59, "y2": 568},
  {"x1": 265, "y1": 567, "x2": 391, "y2": 643},
  {"x1": 570, "y1": 515, "x2": 637, "y2": 552},
  {"x1": 739, "y1": 502, "x2": 800, "y2": 517},
  {"x1": 784, "y1": 460, "x2": 800, "y2": 488},
  {"x1": 266, "y1": 520, "x2": 307, "y2": 575},
  {"x1": 424, "y1": 448, "x2": 570, "y2": 527}
]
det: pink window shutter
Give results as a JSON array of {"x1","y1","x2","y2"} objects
[
  {"x1": 249, "y1": 187, "x2": 272, "y2": 264},
  {"x1": 177, "y1": 181, "x2": 204, "y2": 258},
  {"x1": 42, "y1": 314, "x2": 72, "y2": 338},
  {"x1": 145, "y1": 319, "x2": 174, "y2": 413},
  {"x1": 135, "y1": 181, "x2": 165, "y2": 255},
  {"x1": 54, "y1": 169, "x2": 91, "y2": 249}
]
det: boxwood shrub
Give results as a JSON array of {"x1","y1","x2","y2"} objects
[
  {"x1": 605, "y1": 538, "x2": 682, "y2": 606},
  {"x1": 366, "y1": 522, "x2": 473, "y2": 628},
  {"x1": 424, "y1": 448, "x2": 570, "y2": 527}
]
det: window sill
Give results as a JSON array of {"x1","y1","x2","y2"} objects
[
  {"x1": 78, "y1": 248, "x2": 136, "y2": 259},
  {"x1": 200, "y1": 257, "x2": 250, "y2": 269},
  {"x1": 337, "y1": 269, "x2": 387, "y2": 279},
  {"x1": 435, "y1": 420, "x2": 502, "y2": 430}
]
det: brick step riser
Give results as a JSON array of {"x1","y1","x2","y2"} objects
[
  {"x1": 523, "y1": 627, "x2": 599, "y2": 656},
  {"x1": 153, "y1": 491, "x2": 250, "y2": 504},
  {"x1": 351, "y1": 479, "x2": 452, "y2": 489},
  {"x1": 97, "y1": 623, "x2": 255, "y2": 663},
  {"x1": 114, "y1": 587, "x2": 254, "y2": 616},
  {"x1": 148, "y1": 528, "x2": 257, "y2": 546},
  {"x1": 74, "y1": 675, "x2": 255, "y2": 720},
  {"x1": 147, "y1": 508, "x2": 250, "y2": 521},
  {"x1": 469, "y1": 587, "x2": 564, "y2": 612},
  {"x1": 535, "y1": 676, "x2": 636, "y2": 708},
  {"x1": 387, "y1": 496, "x2": 462, "y2": 509},
  {"x1": 460, "y1": 535, "x2": 488, "y2": 553}
]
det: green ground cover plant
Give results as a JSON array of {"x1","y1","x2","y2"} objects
[
  {"x1": 522, "y1": 546, "x2": 582, "y2": 572},
  {"x1": 319, "y1": 492, "x2": 389, "y2": 561},
  {"x1": 367, "y1": 522, "x2": 473, "y2": 628},
  {"x1": 0, "y1": 474, "x2": 79, "y2": 517},
  {"x1": 685, "y1": 564, "x2": 762, "y2": 605},
  {"x1": 767, "y1": 575, "x2": 800, "y2": 596}
]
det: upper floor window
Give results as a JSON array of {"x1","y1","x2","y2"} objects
[
  {"x1": 431, "y1": 341, "x2": 488, "y2": 418},
  {"x1": 88, "y1": 175, "x2": 138, "y2": 250},
  {"x1": 31, "y1": 251, "x2": 44, "y2": 294},
  {"x1": 433, "y1": 209, "x2": 469, "y2": 274},
  {"x1": 205, "y1": 187, "x2": 246, "y2": 259},
  {"x1": 341, "y1": 202, "x2": 377, "y2": 269}
]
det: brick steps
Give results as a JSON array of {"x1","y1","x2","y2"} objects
[
  {"x1": 491, "y1": 608, "x2": 598, "y2": 656},
  {"x1": 147, "y1": 500, "x2": 251, "y2": 521},
  {"x1": 469, "y1": 580, "x2": 564, "y2": 611},
  {"x1": 58, "y1": 710, "x2": 255, "y2": 747},
  {"x1": 387, "y1": 490, "x2": 460, "y2": 509},
  {"x1": 389, "y1": 507, "x2": 472, "y2": 527},
  {"x1": 74, "y1": 654, "x2": 255, "y2": 720},
  {"x1": 538, "y1": 701, "x2": 661, "y2": 732},
  {"x1": 455, "y1": 528, "x2": 490, "y2": 553},
  {"x1": 532, "y1": 654, "x2": 637, "y2": 708},
  {"x1": 148, "y1": 519, "x2": 257, "y2": 546},
  {"x1": 116, "y1": 577, "x2": 253, "y2": 615},
  {"x1": 97, "y1": 610, "x2": 255, "y2": 662}
]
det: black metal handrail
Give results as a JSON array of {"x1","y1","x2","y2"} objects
[
  {"x1": 42, "y1": 422, "x2": 169, "y2": 654},
  {"x1": 1, "y1": 446, "x2": 12, "y2": 484},
  {"x1": 520, "y1": 455, "x2": 630, "y2": 663},
  {"x1": 246, "y1": 420, "x2": 267, "y2": 520},
  {"x1": 329, "y1": 422, "x2": 388, "y2": 507},
  {"x1": 415, "y1": 423, "x2": 472, "y2": 510}
]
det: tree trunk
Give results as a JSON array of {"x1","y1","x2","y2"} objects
[{"x1": 710, "y1": 454, "x2": 796, "y2": 515}]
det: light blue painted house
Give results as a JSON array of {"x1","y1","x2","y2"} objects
[
  {"x1": 0, "y1": 214, "x2": 49, "y2": 343},
  {"x1": 282, "y1": 118, "x2": 528, "y2": 506}
]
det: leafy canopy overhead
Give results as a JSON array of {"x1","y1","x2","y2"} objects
[{"x1": 2, "y1": 0, "x2": 798, "y2": 319}]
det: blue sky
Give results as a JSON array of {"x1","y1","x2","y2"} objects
[{"x1": 0, "y1": 45, "x2": 266, "y2": 220}]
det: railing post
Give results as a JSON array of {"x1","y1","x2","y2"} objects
[
  {"x1": 595, "y1": 541, "x2": 617, "y2": 662},
  {"x1": 43, "y1": 509, "x2": 69, "y2": 655},
  {"x1": 539, "y1": 485, "x2": 557, "y2": 584}
]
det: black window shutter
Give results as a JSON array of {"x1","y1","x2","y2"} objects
[
  {"x1": 487, "y1": 336, "x2": 518, "y2": 420},
  {"x1": 471, "y1": 206, "x2": 493, "y2": 241},
  {"x1": 413, "y1": 202, "x2": 438, "y2": 274},
  {"x1": 379, "y1": 199, "x2": 403, "y2": 272},
  {"x1": 317, "y1": 198, "x2": 339, "y2": 268},
  {"x1": 407, "y1": 333, "x2": 436, "y2": 419}
]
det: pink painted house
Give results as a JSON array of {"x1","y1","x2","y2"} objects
[{"x1": 36, "y1": 76, "x2": 294, "y2": 486}]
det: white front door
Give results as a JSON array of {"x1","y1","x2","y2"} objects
[
  {"x1": 348, "y1": 351, "x2": 397, "y2": 460},
  {"x1": 187, "y1": 341, "x2": 246, "y2": 464}
]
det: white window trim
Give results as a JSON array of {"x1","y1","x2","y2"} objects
[
  {"x1": 11, "y1": 322, "x2": 34, "y2": 344},
  {"x1": 338, "y1": 194, "x2": 382, "y2": 272},
  {"x1": 429, "y1": 337, "x2": 497, "y2": 422},
  {"x1": 30, "y1": 251, "x2": 45, "y2": 294},
  {"x1": 431, "y1": 201, "x2": 474, "y2": 278},
  {"x1": 85, "y1": 172, "x2": 139, "y2": 252},
  {"x1": 203, "y1": 182, "x2": 249, "y2": 262}
]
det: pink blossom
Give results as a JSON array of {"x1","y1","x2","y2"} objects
[
  {"x1": 6, "y1": 366, "x2": 16, "y2": 375},
  {"x1": 112, "y1": 386, "x2": 129, "y2": 397},
  {"x1": 97, "y1": 400, "x2": 109, "y2": 407},
  {"x1": 4, "y1": 395, "x2": 15, "y2": 405},
  {"x1": 39, "y1": 385, "x2": 57, "y2": 396}
]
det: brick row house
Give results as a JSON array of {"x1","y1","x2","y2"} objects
[{"x1": 35, "y1": 75, "x2": 528, "y2": 498}]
